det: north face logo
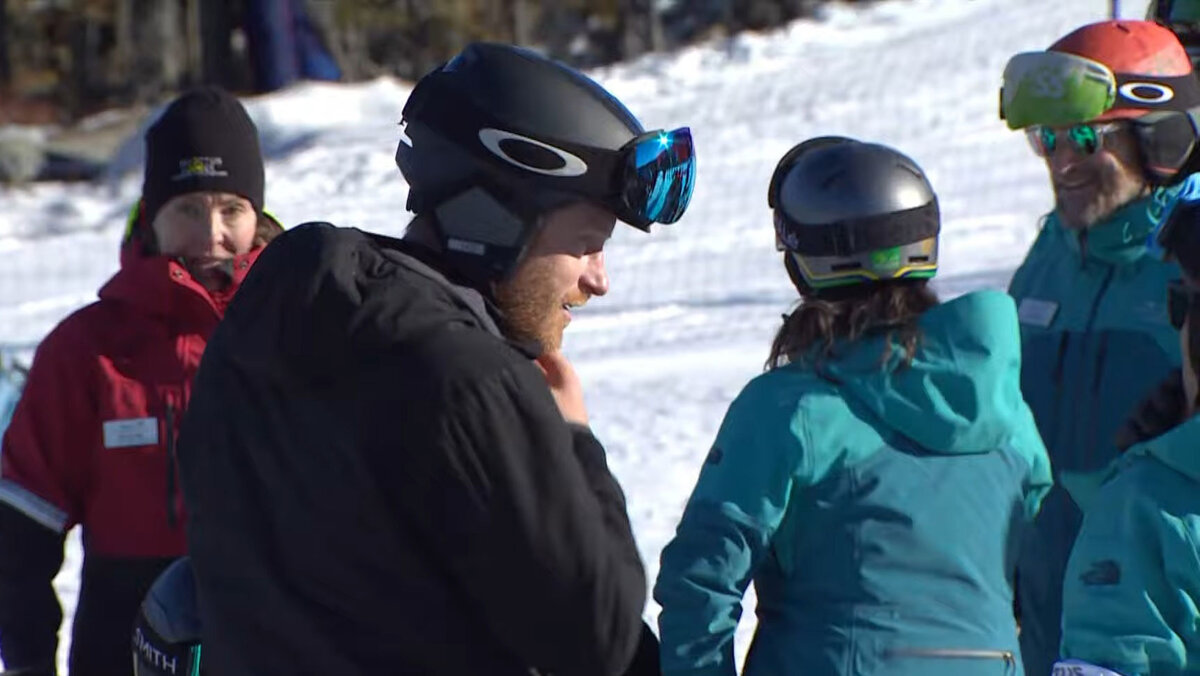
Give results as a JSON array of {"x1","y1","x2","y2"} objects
[{"x1": 1079, "y1": 559, "x2": 1121, "y2": 587}]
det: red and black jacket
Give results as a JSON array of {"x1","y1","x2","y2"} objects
[{"x1": 0, "y1": 210, "x2": 267, "y2": 676}]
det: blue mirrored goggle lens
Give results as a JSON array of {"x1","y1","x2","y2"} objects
[{"x1": 623, "y1": 127, "x2": 695, "y2": 225}]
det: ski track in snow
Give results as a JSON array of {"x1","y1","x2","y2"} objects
[{"x1": 0, "y1": 0, "x2": 1140, "y2": 671}]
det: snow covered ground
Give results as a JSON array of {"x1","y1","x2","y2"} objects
[{"x1": 0, "y1": 0, "x2": 1145, "y2": 671}]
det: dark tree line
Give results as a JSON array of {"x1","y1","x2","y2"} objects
[{"x1": 0, "y1": 0, "x2": 872, "y2": 123}]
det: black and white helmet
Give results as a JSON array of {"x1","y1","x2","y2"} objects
[
  {"x1": 132, "y1": 558, "x2": 203, "y2": 676},
  {"x1": 395, "y1": 42, "x2": 696, "y2": 280}
]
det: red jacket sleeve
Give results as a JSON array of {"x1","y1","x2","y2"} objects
[
  {"x1": 0, "y1": 318, "x2": 98, "y2": 673},
  {"x1": 0, "y1": 317, "x2": 97, "y2": 532}
]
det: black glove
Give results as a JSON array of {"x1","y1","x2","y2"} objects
[{"x1": 1114, "y1": 368, "x2": 1186, "y2": 451}]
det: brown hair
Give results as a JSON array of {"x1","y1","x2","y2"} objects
[
  {"x1": 254, "y1": 211, "x2": 284, "y2": 247},
  {"x1": 766, "y1": 279, "x2": 939, "y2": 372}
]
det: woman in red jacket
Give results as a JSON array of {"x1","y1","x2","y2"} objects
[{"x1": 0, "y1": 86, "x2": 283, "y2": 676}]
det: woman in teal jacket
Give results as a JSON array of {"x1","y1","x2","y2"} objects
[
  {"x1": 1058, "y1": 195, "x2": 1200, "y2": 676},
  {"x1": 654, "y1": 138, "x2": 1052, "y2": 676}
]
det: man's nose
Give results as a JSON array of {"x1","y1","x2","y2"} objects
[
  {"x1": 1047, "y1": 138, "x2": 1090, "y2": 174},
  {"x1": 580, "y1": 251, "x2": 609, "y2": 297},
  {"x1": 208, "y1": 209, "x2": 232, "y2": 253}
]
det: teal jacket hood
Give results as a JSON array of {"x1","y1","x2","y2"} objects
[{"x1": 818, "y1": 290, "x2": 1027, "y2": 455}]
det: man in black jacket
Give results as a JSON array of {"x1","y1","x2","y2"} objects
[{"x1": 175, "y1": 42, "x2": 696, "y2": 676}]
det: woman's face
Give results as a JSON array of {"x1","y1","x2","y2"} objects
[{"x1": 151, "y1": 191, "x2": 258, "y2": 290}]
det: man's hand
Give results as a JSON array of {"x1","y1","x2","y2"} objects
[{"x1": 534, "y1": 351, "x2": 589, "y2": 426}]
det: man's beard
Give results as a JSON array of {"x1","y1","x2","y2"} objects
[
  {"x1": 1054, "y1": 162, "x2": 1146, "y2": 229},
  {"x1": 495, "y1": 258, "x2": 585, "y2": 353}
]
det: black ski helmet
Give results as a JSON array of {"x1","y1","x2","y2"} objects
[
  {"x1": 396, "y1": 42, "x2": 695, "y2": 280},
  {"x1": 768, "y1": 137, "x2": 940, "y2": 296},
  {"x1": 132, "y1": 558, "x2": 203, "y2": 676}
]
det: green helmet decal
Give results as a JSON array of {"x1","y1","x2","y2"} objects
[{"x1": 869, "y1": 246, "x2": 904, "y2": 271}]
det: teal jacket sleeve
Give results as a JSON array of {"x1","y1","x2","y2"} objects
[
  {"x1": 1060, "y1": 460, "x2": 1200, "y2": 676},
  {"x1": 653, "y1": 376, "x2": 806, "y2": 676},
  {"x1": 1016, "y1": 404, "x2": 1053, "y2": 523}
]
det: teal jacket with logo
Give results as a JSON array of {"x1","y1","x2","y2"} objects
[
  {"x1": 1060, "y1": 412, "x2": 1200, "y2": 676},
  {"x1": 654, "y1": 290, "x2": 1051, "y2": 676},
  {"x1": 1007, "y1": 178, "x2": 1197, "y2": 676}
]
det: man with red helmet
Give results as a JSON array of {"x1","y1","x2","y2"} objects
[{"x1": 1000, "y1": 19, "x2": 1200, "y2": 676}]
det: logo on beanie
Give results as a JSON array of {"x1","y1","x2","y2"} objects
[{"x1": 172, "y1": 156, "x2": 229, "y2": 181}]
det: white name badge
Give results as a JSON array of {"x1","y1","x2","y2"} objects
[
  {"x1": 103, "y1": 417, "x2": 159, "y2": 449},
  {"x1": 1052, "y1": 660, "x2": 1127, "y2": 676},
  {"x1": 1018, "y1": 297, "x2": 1059, "y2": 328}
]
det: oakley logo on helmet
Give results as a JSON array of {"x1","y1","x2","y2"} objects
[
  {"x1": 1119, "y1": 81, "x2": 1176, "y2": 104},
  {"x1": 477, "y1": 128, "x2": 588, "y2": 177}
]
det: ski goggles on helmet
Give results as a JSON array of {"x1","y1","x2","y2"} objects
[
  {"x1": 1025, "y1": 122, "x2": 1124, "y2": 157},
  {"x1": 618, "y1": 127, "x2": 696, "y2": 227},
  {"x1": 1000, "y1": 50, "x2": 1200, "y2": 129},
  {"x1": 400, "y1": 123, "x2": 696, "y2": 231},
  {"x1": 1001, "y1": 50, "x2": 1200, "y2": 185},
  {"x1": 397, "y1": 73, "x2": 696, "y2": 231},
  {"x1": 467, "y1": 126, "x2": 697, "y2": 230}
]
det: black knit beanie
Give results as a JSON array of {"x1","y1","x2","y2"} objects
[{"x1": 142, "y1": 86, "x2": 264, "y2": 227}]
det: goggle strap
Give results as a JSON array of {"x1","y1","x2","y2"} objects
[
  {"x1": 777, "y1": 200, "x2": 940, "y2": 257},
  {"x1": 1112, "y1": 73, "x2": 1200, "y2": 113}
]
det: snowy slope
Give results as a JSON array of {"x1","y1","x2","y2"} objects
[{"x1": 0, "y1": 0, "x2": 1141, "y2": 672}]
